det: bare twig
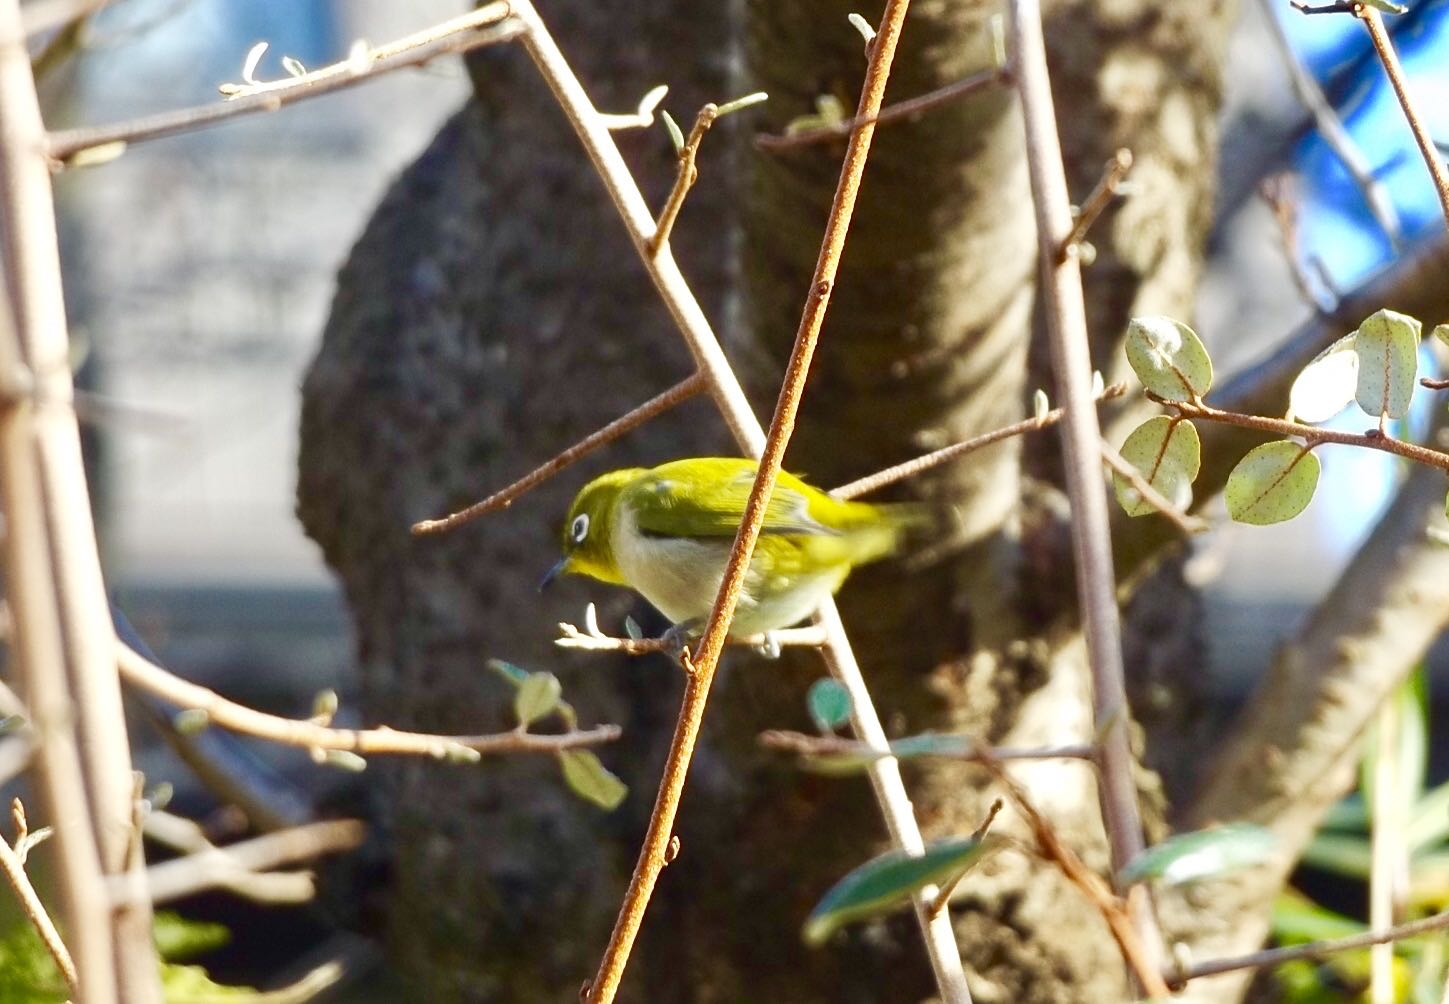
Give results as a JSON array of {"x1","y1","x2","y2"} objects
[
  {"x1": 1099, "y1": 438, "x2": 1209, "y2": 536},
  {"x1": 930, "y1": 800, "x2": 1005, "y2": 916},
  {"x1": 1259, "y1": 0, "x2": 1403, "y2": 247},
  {"x1": 122, "y1": 817, "x2": 366, "y2": 907},
  {"x1": 0, "y1": 803, "x2": 76, "y2": 995},
  {"x1": 1159, "y1": 395, "x2": 1449, "y2": 473},
  {"x1": 411, "y1": 372, "x2": 705, "y2": 535},
  {"x1": 759, "y1": 730, "x2": 1096, "y2": 763},
  {"x1": 1060, "y1": 148, "x2": 1133, "y2": 262},
  {"x1": 508, "y1": 3, "x2": 970, "y2": 999},
  {"x1": 1353, "y1": 4, "x2": 1449, "y2": 231},
  {"x1": 755, "y1": 67, "x2": 1008, "y2": 151},
  {"x1": 978, "y1": 754, "x2": 1171, "y2": 997},
  {"x1": 1175, "y1": 909, "x2": 1449, "y2": 985},
  {"x1": 117, "y1": 643, "x2": 619, "y2": 759},
  {"x1": 651, "y1": 105, "x2": 718, "y2": 253},
  {"x1": 46, "y1": 2, "x2": 521, "y2": 165},
  {"x1": 556, "y1": 604, "x2": 826, "y2": 654},
  {"x1": 831, "y1": 383, "x2": 1128, "y2": 499},
  {"x1": 1260, "y1": 174, "x2": 1335, "y2": 312},
  {"x1": 0, "y1": 0, "x2": 160, "y2": 995},
  {"x1": 1423, "y1": 377, "x2": 1449, "y2": 390},
  {"x1": 1007, "y1": 0, "x2": 1163, "y2": 979},
  {"x1": 596, "y1": 84, "x2": 669, "y2": 131}
]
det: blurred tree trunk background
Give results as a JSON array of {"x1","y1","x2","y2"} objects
[{"x1": 297, "y1": 0, "x2": 1241, "y2": 1000}]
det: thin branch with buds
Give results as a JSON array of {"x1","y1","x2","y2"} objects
[
  {"x1": 1260, "y1": 0, "x2": 1402, "y2": 248},
  {"x1": 117, "y1": 643, "x2": 619, "y2": 760},
  {"x1": 1060, "y1": 148, "x2": 1133, "y2": 262},
  {"x1": 1156, "y1": 394, "x2": 1449, "y2": 473},
  {"x1": 122, "y1": 816, "x2": 366, "y2": 907},
  {"x1": 755, "y1": 66, "x2": 1009, "y2": 152},
  {"x1": 977, "y1": 753, "x2": 1171, "y2": 997},
  {"x1": 555, "y1": 603, "x2": 826, "y2": 654},
  {"x1": 1173, "y1": 909, "x2": 1449, "y2": 986},
  {"x1": 46, "y1": 2, "x2": 521, "y2": 166},
  {"x1": 0, "y1": 800, "x2": 75, "y2": 996},
  {"x1": 759, "y1": 730, "x2": 1096, "y2": 763},
  {"x1": 831, "y1": 382, "x2": 1127, "y2": 499},
  {"x1": 412, "y1": 372, "x2": 705, "y2": 535},
  {"x1": 1007, "y1": 0, "x2": 1164, "y2": 981}
]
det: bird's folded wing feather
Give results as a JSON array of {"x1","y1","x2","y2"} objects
[{"x1": 625, "y1": 469, "x2": 837, "y2": 539}]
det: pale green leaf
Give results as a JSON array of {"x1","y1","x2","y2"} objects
[
  {"x1": 804, "y1": 837, "x2": 996, "y2": 946},
  {"x1": 1224, "y1": 441, "x2": 1320, "y2": 525},
  {"x1": 1112, "y1": 416, "x2": 1201, "y2": 517},
  {"x1": 487, "y1": 659, "x2": 530, "y2": 687},
  {"x1": 153, "y1": 911, "x2": 230, "y2": 962},
  {"x1": 1118, "y1": 823, "x2": 1275, "y2": 886},
  {"x1": 1432, "y1": 323, "x2": 1449, "y2": 348},
  {"x1": 514, "y1": 671, "x2": 562, "y2": 727},
  {"x1": 807, "y1": 678, "x2": 852, "y2": 733},
  {"x1": 661, "y1": 109, "x2": 684, "y2": 153},
  {"x1": 1124, "y1": 316, "x2": 1214, "y2": 402},
  {"x1": 558, "y1": 750, "x2": 628, "y2": 810},
  {"x1": 1288, "y1": 332, "x2": 1359, "y2": 423},
  {"x1": 324, "y1": 750, "x2": 367, "y2": 772},
  {"x1": 1354, "y1": 308, "x2": 1421, "y2": 420},
  {"x1": 1301, "y1": 831, "x2": 1372, "y2": 879}
]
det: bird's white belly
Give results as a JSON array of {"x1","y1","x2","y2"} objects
[{"x1": 612, "y1": 518, "x2": 841, "y2": 637}]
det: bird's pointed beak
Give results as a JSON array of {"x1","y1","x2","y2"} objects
[{"x1": 539, "y1": 556, "x2": 570, "y2": 593}]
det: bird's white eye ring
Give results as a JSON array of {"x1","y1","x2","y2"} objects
[{"x1": 571, "y1": 513, "x2": 590, "y2": 543}]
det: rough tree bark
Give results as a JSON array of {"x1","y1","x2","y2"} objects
[{"x1": 298, "y1": 1, "x2": 1239, "y2": 1001}]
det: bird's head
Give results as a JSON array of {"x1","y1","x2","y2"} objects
[{"x1": 540, "y1": 467, "x2": 643, "y2": 590}]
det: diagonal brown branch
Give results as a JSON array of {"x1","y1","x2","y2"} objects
[
  {"x1": 411, "y1": 372, "x2": 705, "y2": 535},
  {"x1": 507, "y1": 2, "x2": 972, "y2": 1000},
  {"x1": 46, "y1": 2, "x2": 520, "y2": 165},
  {"x1": 118, "y1": 643, "x2": 619, "y2": 759}
]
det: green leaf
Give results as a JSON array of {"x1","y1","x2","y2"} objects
[
  {"x1": 1118, "y1": 823, "x2": 1275, "y2": 886},
  {"x1": 514, "y1": 672, "x2": 562, "y2": 728},
  {"x1": 487, "y1": 659, "x2": 530, "y2": 687},
  {"x1": 803, "y1": 837, "x2": 996, "y2": 946},
  {"x1": 1409, "y1": 777, "x2": 1449, "y2": 852},
  {"x1": 1124, "y1": 316, "x2": 1214, "y2": 402},
  {"x1": 153, "y1": 911, "x2": 230, "y2": 962},
  {"x1": 1272, "y1": 889, "x2": 1366, "y2": 945},
  {"x1": 1354, "y1": 308, "x2": 1421, "y2": 420},
  {"x1": 1300, "y1": 831, "x2": 1372, "y2": 879},
  {"x1": 807, "y1": 679, "x2": 852, "y2": 733},
  {"x1": 558, "y1": 750, "x2": 628, "y2": 810},
  {"x1": 1361, "y1": 668, "x2": 1427, "y2": 830},
  {"x1": 1112, "y1": 416, "x2": 1201, "y2": 517},
  {"x1": 1224, "y1": 441, "x2": 1320, "y2": 525},
  {"x1": 1288, "y1": 332, "x2": 1359, "y2": 423}
]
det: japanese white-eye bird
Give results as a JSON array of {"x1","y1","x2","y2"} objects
[{"x1": 542, "y1": 457, "x2": 920, "y2": 639}]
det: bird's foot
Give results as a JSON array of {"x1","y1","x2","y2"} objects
[
  {"x1": 659, "y1": 619, "x2": 703, "y2": 670},
  {"x1": 751, "y1": 631, "x2": 782, "y2": 660}
]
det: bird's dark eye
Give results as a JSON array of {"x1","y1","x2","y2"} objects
[{"x1": 571, "y1": 513, "x2": 590, "y2": 543}]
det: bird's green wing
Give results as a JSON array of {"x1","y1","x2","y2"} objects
[{"x1": 625, "y1": 463, "x2": 837, "y2": 539}]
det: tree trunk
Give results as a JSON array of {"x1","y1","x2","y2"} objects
[{"x1": 297, "y1": 1, "x2": 1239, "y2": 1000}]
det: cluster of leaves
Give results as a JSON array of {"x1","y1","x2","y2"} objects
[
  {"x1": 488, "y1": 660, "x2": 627, "y2": 810},
  {"x1": 1274, "y1": 670, "x2": 1449, "y2": 1002},
  {"x1": 0, "y1": 911, "x2": 261, "y2": 1003},
  {"x1": 791, "y1": 681, "x2": 1276, "y2": 944},
  {"x1": 1114, "y1": 310, "x2": 1448, "y2": 526}
]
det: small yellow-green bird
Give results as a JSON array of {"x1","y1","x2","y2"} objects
[{"x1": 542, "y1": 457, "x2": 918, "y2": 640}]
